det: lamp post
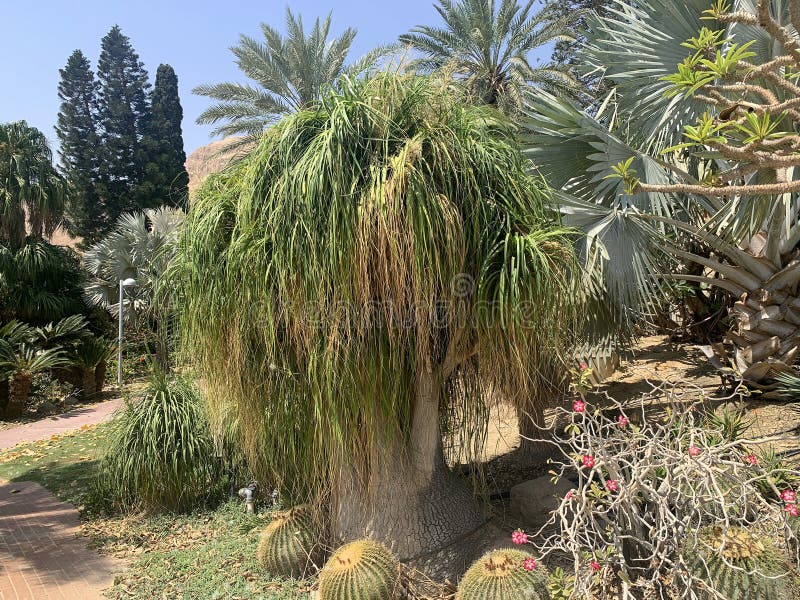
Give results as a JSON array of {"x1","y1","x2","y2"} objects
[{"x1": 117, "y1": 278, "x2": 137, "y2": 386}]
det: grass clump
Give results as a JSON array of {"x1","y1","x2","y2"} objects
[{"x1": 96, "y1": 373, "x2": 226, "y2": 512}]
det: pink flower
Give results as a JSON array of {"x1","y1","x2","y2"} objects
[
  {"x1": 565, "y1": 489, "x2": 575, "y2": 501},
  {"x1": 785, "y1": 504, "x2": 799, "y2": 517},
  {"x1": 605, "y1": 479, "x2": 619, "y2": 492},
  {"x1": 523, "y1": 557, "x2": 537, "y2": 571},
  {"x1": 781, "y1": 489, "x2": 796, "y2": 503},
  {"x1": 744, "y1": 454, "x2": 758, "y2": 466},
  {"x1": 590, "y1": 560, "x2": 601, "y2": 572},
  {"x1": 688, "y1": 445, "x2": 701, "y2": 457},
  {"x1": 582, "y1": 455, "x2": 595, "y2": 468},
  {"x1": 580, "y1": 361, "x2": 588, "y2": 371},
  {"x1": 617, "y1": 415, "x2": 629, "y2": 428},
  {"x1": 511, "y1": 529, "x2": 528, "y2": 545},
  {"x1": 573, "y1": 400, "x2": 586, "y2": 413}
]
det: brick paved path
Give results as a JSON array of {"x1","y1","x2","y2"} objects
[
  {"x1": 0, "y1": 480, "x2": 123, "y2": 599},
  {"x1": 0, "y1": 399, "x2": 123, "y2": 452}
]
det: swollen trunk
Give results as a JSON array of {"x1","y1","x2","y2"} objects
[
  {"x1": 7, "y1": 373, "x2": 32, "y2": 417},
  {"x1": 332, "y1": 368, "x2": 487, "y2": 579}
]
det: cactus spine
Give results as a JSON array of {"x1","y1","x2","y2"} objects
[
  {"x1": 457, "y1": 549, "x2": 549, "y2": 600},
  {"x1": 318, "y1": 540, "x2": 400, "y2": 600},
  {"x1": 257, "y1": 505, "x2": 321, "y2": 577},
  {"x1": 684, "y1": 526, "x2": 797, "y2": 600}
]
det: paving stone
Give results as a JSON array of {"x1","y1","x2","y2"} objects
[{"x1": 0, "y1": 480, "x2": 123, "y2": 599}]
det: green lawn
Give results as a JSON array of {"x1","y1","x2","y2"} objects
[{"x1": 0, "y1": 425, "x2": 312, "y2": 599}]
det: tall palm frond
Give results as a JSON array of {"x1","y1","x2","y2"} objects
[
  {"x1": 0, "y1": 121, "x2": 65, "y2": 249},
  {"x1": 400, "y1": 0, "x2": 583, "y2": 113},
  {"x1": 194, "y1": 8, "x2": 394, "y2": 149}
]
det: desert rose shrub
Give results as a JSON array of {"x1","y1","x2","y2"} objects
[{"x1": 514, "y1": 369, "x2": 800, "y2": 599}]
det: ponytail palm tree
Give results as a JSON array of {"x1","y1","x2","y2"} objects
[
  {"x1": 176, "y1": 72, "x2": 577, "y2": 573},
  {"x1": 194, "y1": 8, "x2": 392, "y2": 151},
  {"x1": 400, "y1": 0, "x2": 582, "y2": 113},
  {"x1": 523, "y1": 0, "x2": 800, "y2": 381},
  {"x1": 0, "y1": 121, "x2": 65, "y2": 250}
]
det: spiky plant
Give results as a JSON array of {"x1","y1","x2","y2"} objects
[
  {"x1": 174, "y1": 72, "x2": 578, "y2": 569},
  {"x1": 0, "y1": 241, "x2": 87, "y2": 325},
  {"x1": 0, "y1": 342, "x2": 67, "y2": 417},
  {"x1": 256, "y1": 505, "x2": 322, "y2": 578},
  {"x1": 400, "y1": 0, "x2": 583, "y2": 113},
  {"x1": 34, "y1": 314, "x2": 91, "y2": 349},
  {"x1": 456, "y1": 549, "x2": 549, "y2": 600},
  {"x1": 683, "y1": 526, "x2": 797, "y2": 599},
  {"x1": 318, "y1": 540, "x2": 400, "y2": 600},
  {"x1": 193, "y1": 7, "x2": 392, "y2": 152},
  {"x1": 523, "y1": 0, "x2": 800, "y2": 381},
  {"x1": 71, "y1": 337, "x2": 115, "y2": 399},
  {"x1": 0, "y1": 320, "x2": 36, "y2": 413},
  {"x1": 96, "y1": 373, "x2": 225, "y2": 512}
]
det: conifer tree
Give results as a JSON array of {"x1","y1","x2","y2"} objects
[
  {"x1": 96, "y1": 26, "x2": 150, "y2": 222},
  {"x1": 137, "y1": 64, "x2": 188, "y2": 209},
  {"x1": 56, "y1": 50, "x2": 103, "y2": 245}
]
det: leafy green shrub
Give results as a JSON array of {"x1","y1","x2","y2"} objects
[
  {"x1": 318, "y1": 540, "x2": 400, "y2": 600},
  {"x1": 96, "y1": 373, "x2": 225, "y2": 512}
]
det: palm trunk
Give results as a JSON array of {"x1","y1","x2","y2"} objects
[
  {"x1": 0, "y1": 378, "x2": 9, "y2": 417},
  {"x1": 81, "y1": 368, "x2": 96, "y2": 400},
  {"x1": 332, "y1": 367, "x2": 487, "y2": 579},
  {"x1": 727, "y1": 279, "x2": 800, "y2": 381},
  {"x1": 7, "y1": 373, "x2": 32, "y2": 417},
  {"x1": 94, "y1": 361, "x2": 107, "y2": 394}
]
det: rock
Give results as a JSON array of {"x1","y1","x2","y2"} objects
[{"x1": 510, "y1": 476, "x2": 574, "y2": 524}]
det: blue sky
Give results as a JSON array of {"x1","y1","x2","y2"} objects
[{"x1": 1, "y1": 0, "x2": 551, "y2": 156}]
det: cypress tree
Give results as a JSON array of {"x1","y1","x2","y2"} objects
[
  {"x1": 96, "y1": 25, "x2": 150, "y2": 221},
  {"x1": 56, "y1": 50, "x2": 103, "y2": 245},
  {"x1": 137, "y1": 64, "x2": 189, "y2": 209}
]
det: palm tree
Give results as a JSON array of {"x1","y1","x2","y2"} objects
[
  {"x1": 522, "y1": 0, "x2": 800, "y2": 382},
  {"x1": 84, "y1": 207, "x2": 183, "y2": 368},
  {"x1": 84, "y1": 207, "x2": 183, "y2": 317},
  {"x1": 0, "y1": 121, "x2": 65, "y2": 250},
  {"x1": 0, "y1": 341, "x2": 67, "y2": 417},
  {"x1": 194, "y1": 8, "x2": 392, "y2": 151},
  {"x1": 399, "y1": 0, "x2": 582, "y2": 113},
  {"x1": 175, "y1": 73, "x2": 577, "y2": 573},
  {"x1": 0, "y1": 240, "x2": 87, "y2": 325}
]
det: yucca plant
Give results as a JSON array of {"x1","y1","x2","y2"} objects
[
  {"x1": 174, "y1": 72, "x2": 578, "y2": 570},
  {"x1": 0, "y1": 342, "x2": 67, "y2": 417},
  {"x1": 96, "y1": 373, "x2": 225, "y2": 512}
]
